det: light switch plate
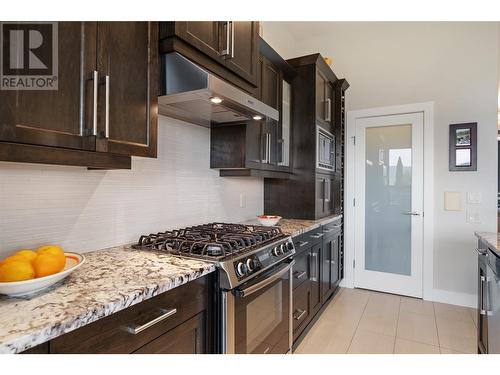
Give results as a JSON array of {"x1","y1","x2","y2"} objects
[
  {"x1": 444, "y1": 191, "x2": 462, "y2": 211},
  {"x1": 239, "y1": 192, "x2": 246, "y2": 208},
  {"x1": 466, "y1": 207, "x2": 481, "y2": 223},
  {"x1": 467, "y1": 192, "x2": 482, "y2": 204}
]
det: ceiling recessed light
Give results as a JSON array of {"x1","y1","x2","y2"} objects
[
  {"x1": 252, "y1": 115, "x2": 263, "y2": 120},
  {"x1": 209, "y1": 97, "x2": 223, "y2": 104}
]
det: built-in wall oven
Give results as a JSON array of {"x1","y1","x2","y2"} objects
[
  {"x1": 317, "y1": 126, "x2": 335, "y2": 171},
  {"x1": 221, "y1": 259, "x2": 294, "y2": 354}
]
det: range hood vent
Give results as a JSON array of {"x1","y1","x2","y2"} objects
[{"x1": 158, "y1": 53, "x2": 279, "y2": 127}]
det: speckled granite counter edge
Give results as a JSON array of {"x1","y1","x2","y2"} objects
[
  {"x1": 283, "y1": 214, "x2": 343, "y2": 237},
  {"x1": 0, "y1": 246, "x2": 216, "y2": 354},
  {"x1": 475, "y1": 231, "x2": 499, "y2": 253}
]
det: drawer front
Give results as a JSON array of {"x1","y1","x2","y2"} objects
[
  {"x1": 293, "y1": 227, "x2": 323, "y2": 251},
  {"x1": 50, "y1": 276, "x2": 209, "y2": 354},
  {"x1": 293, "y1": 250, "x2": 310, "y2": 290},
  {"x1": 292, "y1": 283, "x2": 310, "y2": 333},
  {"x1": 321, "y1": 218, "x2": 342, "y2": 234},
  {"x1": 133, "y1": 311, "x2": 206, "y2": 354},
  {"x1": 292, "y1": 280, "x2": 310, "y2": 335}
]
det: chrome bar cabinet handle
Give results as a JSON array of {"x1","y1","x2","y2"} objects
[
  {"x1": 295, "y1": 271, "x2": 307, "y2": 280},
  {"x1": 221, "y1": 21, "x2": 231, "y2": 56},
  {"x1": 294, "y1": 309, "x2": 307, "y2": 321},
  {"x1": 480, "y1": 275, "x2": 487, "y2": 315},
  {"x1": 104, "y1": 75, "x2": 110, "y2": 138},
  {"x1": 325, "y1": 98, "x2": 332, "y2": 121},
  {"x1": 125, "y1": 308, "x2": 177, "y2": 335},
  {"x1": 91, "y1": 70, "x2": 98, "y2": 136}
]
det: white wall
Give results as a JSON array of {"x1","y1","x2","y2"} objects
[
  {"x1": 0, "y1": 116, "x2": 263, "y2": 258},
  {"x1": 263, "y1": 21, "x2": 498, "y2": 306}
]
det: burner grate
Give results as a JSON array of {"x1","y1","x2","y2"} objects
[{"x1": 133, "y1": 223, "x2": 284, "y2": 260}]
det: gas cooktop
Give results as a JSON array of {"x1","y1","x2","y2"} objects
[
  {"x1": 133, "y1": 223, "x2": 285, "y2": 261},
  {"x1": 133, "y1": 222, "x2": 295, "y2": 289}
]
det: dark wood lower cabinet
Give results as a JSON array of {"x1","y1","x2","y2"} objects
[
  {"x1": 291, "y1": 220, "x2": 343, "y2": 348},
  {"x1": 19, "y1": 275, "x2": 214, "y2": 354},
  {"x1": 133, "y1": 312, "x2": 206, "y2": 354}
]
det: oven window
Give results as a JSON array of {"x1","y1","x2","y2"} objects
[{"x1": 245, "y1": 281, "x2": 283, "y2": 353}]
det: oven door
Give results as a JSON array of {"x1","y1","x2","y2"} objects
[{"x1": 222, "y1": 260, "x2": 294, "y2": 354}]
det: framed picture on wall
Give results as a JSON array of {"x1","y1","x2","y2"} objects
[{"x1": 449, "y1": 122, "x2": 477, "y2": 171}]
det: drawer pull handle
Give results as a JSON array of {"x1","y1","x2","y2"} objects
[
  {"x1": 295, "y1": 271, "x2": 307, "y2": 279},
  {"x1": 311, "y1": 233, "x2": 324, "y2": 239},
  {"x1": 125, "y1": 308, "x2": 177, "y2": 335},
  {"x1": 296, "y1": 241, "x2": 309, "y2": 248},
  {"x1": 294, "y1": 309, "x2": 307, "y2": 321},
  {"x1": 323, "y1": 228, "x2": 333, "y2": 233}
]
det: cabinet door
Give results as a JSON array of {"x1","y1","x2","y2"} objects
[
  {"x1": 315, "y1": 70, "x2": 333, "y2": 127},
  {"x1": 224, "y1": 22, "x2": 258, "y2": 86},
  {"x1": 309, "y1": 243, "x2": 322, "y2": 313},
  {"x1": 293, "y1": 248, "x2": 310, "y2": 290},
  {"x1": 315, "y1": 70, "x2": 327, "y2": 123},
  {"x1": 278, "y1": 79, "x2": 291, "y2": 168},
  {"x1": 262, "y1": 120, "x2": 278, "y2": 168},
  {"x1": 260, "y1": 56, "x2": 281, "y2": 110},
  {"x1": 478, "y1": 251, "x2": 488, "y2": 353},
  {"x1": 315, "y1": 175, "x2": 327, "y2": 217},
  {"x1": 133, "y1": 312, "x2": 207, "y2": 354},
  {"x1": 96, "y1": 22, "x2": 158, "y2": 157},
  {"x1": 331, "y1": 233, "x2": 340, "y2": 288},
  {"x1": 0, "y1": 22, "x2": 96, "y2": 150},
  {"x1": 175, "y1": 22, "x2": 224, "y2": 63},
  {"x1": 245, "y1": 121, "x2": 264, "y2": 168}
]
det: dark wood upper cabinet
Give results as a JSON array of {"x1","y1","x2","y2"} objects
[
  {"x1": 0, "y1": 22, "x2": 97, "y2": 151},
  {"x1": 174, "y1": 22, "x2": 223, "y2": 62},
  {"x1": 210, "y1": 39, "x2": 293, "y2": 179},
  {"x1": 0, "y1": 21, "x2": 158, "y2": 169},
  {"x1": 264, "y1": 54, "x2": 348, "y2": 220},
  {"x1": 315, "y1": 71, "x2": 334, "y2": 128},
  {"x1": 95, "y1": 22, "x2": 158, "y2": 158},
  {"x1": 260, "y1": 56, "x2": 281, "y2": 110},
  {"x1": 161, "y1": 21, "x2": 259, "y2": 89},
  {"x1": 224, "y1": 22, "x2": 259, "y2": 86}
]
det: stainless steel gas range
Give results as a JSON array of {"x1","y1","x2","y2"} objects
[{"x1": 133, "y1": 223, "x2": 296, "y2": 354}]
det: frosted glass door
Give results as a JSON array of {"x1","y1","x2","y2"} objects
[
  {"x1": 354, "y1": 113, "x2": 423, "y2": 298},
  {"x1": 365, "y1": 125, "x2": 412, "y2": 276}
]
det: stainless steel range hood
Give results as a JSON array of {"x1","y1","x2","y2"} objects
[{"x1": 158, "y1": 53, "x2": 279, "y2": 127}]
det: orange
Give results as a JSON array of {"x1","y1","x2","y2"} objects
[
  {"x1": 32, "y1": 253, "x2": 65, "y2": 278},
  {"x1": 1, "y1": 254, "x2": 31, "y2": 265},
  {"x1": 37, "y1": 245, "x2": 65, "y2": 270},
  {"x1": 0, "y1": 261, "x2": 35, "y2": 282},
  {"x1": 14, "y1": 249, "x2": 37, "y2": 263}
]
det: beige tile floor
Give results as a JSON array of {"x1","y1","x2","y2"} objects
[{"x1": 295, "y1": 287, "x2": 478, "y2": 354}]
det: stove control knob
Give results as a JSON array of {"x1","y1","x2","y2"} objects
[
  {"x1": 281, "y1": 243, "x2": 288, "y2": 253},
  {"x1": 246, "y1": 257, "x2": 258, "y2": 272},
  {"x1": 287, "y1": 242, "x2": 294, "y2": 251},
  {"x1": 272, "y1": 247, "x2": 281, "y2": 257},
  {"x1": 236, "y1": 261, "x2": 248, "y2": 277}
]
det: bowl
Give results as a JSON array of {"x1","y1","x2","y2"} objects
[
  {"x1": 257, "y1": 215, "x2": 282, "y2": 226},
  {"x1": 0, "y1": 252, "x2": 85, "y2": 297}
]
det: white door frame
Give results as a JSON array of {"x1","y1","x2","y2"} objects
[{"x1": 342, "y1": 102, "x2": 434, "y2": 301}]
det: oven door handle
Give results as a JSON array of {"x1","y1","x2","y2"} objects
[{"x1": 234, "y1": 260, "x2": 295, "y2": 298}]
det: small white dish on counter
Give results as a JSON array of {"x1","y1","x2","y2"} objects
[
  {"x1": 257, "y1": 215, "x2": 282, "y2": 226},
  {"x1": 0, "y1": 252, "x2": 85, "y2": 297}
]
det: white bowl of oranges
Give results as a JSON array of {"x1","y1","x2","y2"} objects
[{"x1": 0, "y1": 245, "x2": 85, "y2": 297}]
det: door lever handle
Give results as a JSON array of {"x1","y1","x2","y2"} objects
[{"x1": 401, "y1": 211, "x2": 420, "y2": 216}]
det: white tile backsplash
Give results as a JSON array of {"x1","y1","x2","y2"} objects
[{"x1": 0, "y1": 116, "x2": 264, "y2": 257}]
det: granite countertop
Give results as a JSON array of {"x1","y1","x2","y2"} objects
[
  {"x1": 278, "y1": 214, "x2": 343, "y2": 237},
  {"x1": 475, "y1": 231, "x2": 500, "y2": 254},
  {"x1": 0, "y1": 246, "x2": 216, "y2": 354},
  {"x1": 244, "y1": 214, "x2": 342, "y2": 237}
]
